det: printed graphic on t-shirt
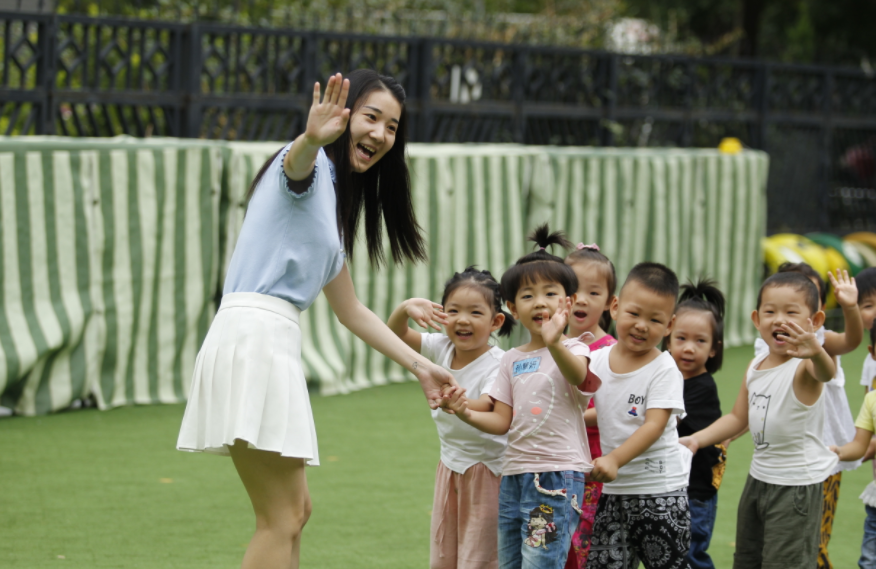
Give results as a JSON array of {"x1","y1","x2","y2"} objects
[
  {"x1": 644, "y1": 457, "x2": 666, "y2": 474},
  {"x1": 750, "y1": 392, "x2": 771, "y2": 450},
  {"x1": 627, "y1": 393, "x2": 645, "y2": 417},
  {"x1": 510, "y1": 368, "x2": 556, "y2": 439},
  {"x1": 628, "y1": 406, "x2": 639, "y2": 417}
]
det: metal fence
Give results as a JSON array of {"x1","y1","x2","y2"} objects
[{"x1": 2, "y1": 11, "x2": 876, "y2": 234}]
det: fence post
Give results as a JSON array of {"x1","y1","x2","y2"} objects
[
  {"x1": 180, "y1": 23, "x2": 202, "y2": 138},
  {"x1": 36, "y1": 15, "x2": 56, "y2": 135},
  {"x1": 600, "y1": 53, "x2": 618, "y2": 147},
  {"x1": 821, "y1": 70, "x2": 834, "y2": 230},
  {"x1": 511, "y1": 47, "x2": 526, "y2": 144},
  {"x1": 415, "y1": 38, "x2": 432, "y2": 143},
  {"x1": 754, "y1": 63, "x2": 770, "y2": 152}
]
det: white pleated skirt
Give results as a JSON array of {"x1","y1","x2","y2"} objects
[{"x1": 176, "y1": 292, "x2": 319, "y2": 465}]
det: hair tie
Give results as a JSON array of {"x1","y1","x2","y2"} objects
[
  {"x1": 539, "y1": 246, "x2": 546, "y2": 251},
  {"x1": 576, "y1": 243, "x2": 600, "y2": 251}
]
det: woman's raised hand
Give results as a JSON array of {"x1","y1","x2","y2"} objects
[{"x1": 304, "y1": 73, "x2": 351, "y2": 148}]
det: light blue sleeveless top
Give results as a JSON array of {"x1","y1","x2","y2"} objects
[{"x1": 223, "y1": 144, "x2": 345, "y2": 311}]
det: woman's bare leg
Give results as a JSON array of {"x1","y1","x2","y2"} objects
[{"x1": 229, "y1": 439, "x2": 313, "y2": 569}]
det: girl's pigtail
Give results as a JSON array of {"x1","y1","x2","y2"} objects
[{"x1": 678, "y1": 278, "x2": 725, "y2": 321}]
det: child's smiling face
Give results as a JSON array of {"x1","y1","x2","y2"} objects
[
  {"x1": 568, "y1": 261, "x2": 612, "y2": 336},
  {"x1": 610, "y1": 280, "x2": 676, "y2": 356},
  {"x1": 443, "y1": 286, "x2": 503, "y2": 354},
  {"x1": 668, "y1": 310, "x2": 715, "y2": 379},
  {"x1": 507, "y1": 278, "x2": 568, "y2": 339},
  {"x1": 752, "y1": 285, "x2": 824, "y2": 356},
  {"x1": 860, "y1": 293, "x2": 876, "y2": 331}
]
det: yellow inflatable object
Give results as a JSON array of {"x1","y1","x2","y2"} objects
[
  {"x1": 762, "y1": 234, "x2": 830, "y2": 277},
  {"x1": 847, "y1": 240, "x2": 876, "y2": 268},
  {"x1": 846, "y1": 232, "x2": 876, "y2": 253},
  {"x1": 719, "y1": 137, "x2": 743, "y2": 154}
]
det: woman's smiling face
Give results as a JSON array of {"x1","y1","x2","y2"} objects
[{"x1": 348, "y1": 89, "x2": 402, "y2": 173}]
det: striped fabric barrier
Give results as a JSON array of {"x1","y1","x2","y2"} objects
[{"x1": 0, "y1": 138, "x2": 768, "y2": 414}]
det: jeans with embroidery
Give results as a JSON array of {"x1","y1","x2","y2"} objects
[
  {"x1": 687, "y1": 495, "x2": 718, "y2": 569},
  {"x1": 498, "y1": 471, "x2": 585, "y2": 569}
]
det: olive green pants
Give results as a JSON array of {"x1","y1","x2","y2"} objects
[{"x1": 733, "y1": 475, "x2": 823, "y2": 569}]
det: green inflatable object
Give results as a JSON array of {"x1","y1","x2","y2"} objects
[{"x1": 806, "y1": 232, "x2": 865, "y2": 275}]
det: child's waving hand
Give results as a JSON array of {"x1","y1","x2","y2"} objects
[
  {"x1": 304, "y1": 73, "x2": 352, "y2": 147},
  {"x1": 828, "y1": 268, "x2": 858, "y2": 308},
  {"x1": 542, "y1": 297, "x2": 572, "y2": 346},
  {"x1": 404, "y1": 298, "x2": 449, "y2": 331},
  {"x1": 782, "y1": 319, "x2": 821, "y2": 359}
]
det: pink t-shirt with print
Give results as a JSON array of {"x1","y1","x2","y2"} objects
[{"x1": 489, "y1": 336, "x2": 600, "y2": 476}]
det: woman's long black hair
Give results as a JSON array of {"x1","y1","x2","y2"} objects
[{"x1": 245, "y1": 69, "x2": 426, "y2": 267}]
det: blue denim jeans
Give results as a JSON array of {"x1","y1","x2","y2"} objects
[
  {"x1": 498, "y1": 471, "x2": 585, "y2": 569},
  {"x1": 687, "y1": 494, "x2": 718, "y2": 569},
  {"x1": 861, "y1": 505, "x2": 876, "y2": 569}
]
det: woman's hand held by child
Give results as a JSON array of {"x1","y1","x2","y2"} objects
[
  {"x1": 782, "y1": 319, "x2": 821, "y2": 359},
  {"x1": 542, "y1": 297, "x2": 571, "y2": 346},
  {"x1": 678, "y1": 435, "x2": 700, "y2": 455},
  {"x1": 590, "y1": 455, "x2": 619, "y2": 483},
  {"x1": 304, "y1": 73, "x2": 351, "y2": 148},
  {"x1": 405, "y1": 298, "x2": 449, "y2": 331},
  {"x1": 828, "y1": 268, "x2": 858, "y2": 308}
]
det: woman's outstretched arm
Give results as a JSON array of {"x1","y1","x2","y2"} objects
[{"x1": 323, "y1": 264, "x2": 455, "y2": 408}]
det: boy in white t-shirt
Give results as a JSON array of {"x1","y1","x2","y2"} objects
[{"x1": 585, "y1": 262, "x2": 692, "y2": 569}]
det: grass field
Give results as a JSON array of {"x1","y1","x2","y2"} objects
[{"x1": 0, "y1": 343, "x2": 872, "y2": 568}]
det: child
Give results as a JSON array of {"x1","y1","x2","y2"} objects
[
  {"x1": 585, "y1": 262, "x2": 691, "y2": 569},
  {"x1": 668, "y1": 279, "x2": 727, "y2": 569},
  {"x1": 445, "y1": 224, "x2": 600, "y2": 569},
  {"x1": 562, "y1": 243, "x2": 618, "y2": 569},
  {"x1": 680, "y1": 271, "x2": 838, "y2": 569},
  {"x1": 758, "y1": 263, "x2": 863, "y2": 569},
  {"x1": 858, "y1": 268, "x2": 876, "y2": 393},
  {"x1": 831, "y1": 322, "x2": 876, "y2": 568},
  {"x1": 388, "y1": 266, "x2": 515, "y2": 569}
]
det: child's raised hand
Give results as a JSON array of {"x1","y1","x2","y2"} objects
[
  {"x1": 781, "y1": 319, "x2": 822, "y2": 359},
  {"x1": 304, "y1": 73, "x2": 351, "y2": 148},
  {"x1": 404, "y1": 298, "x2": 449, "y2": 331},
  {"x1": 589, "y1": 455, "x2": 619, "y2": 483},
  {"x1": 828, "y1": 269, "x2": 858, "y2": 308},
  {"x1": 542, "y1": 297, "x2": 571, "y2": 346}
]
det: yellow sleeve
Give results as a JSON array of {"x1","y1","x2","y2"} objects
[{"x1": 855, "y1": 391, "x2": 876, "y2": 433}]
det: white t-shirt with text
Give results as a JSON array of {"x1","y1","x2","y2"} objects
[
  {"x1": 590, "y1": 347, "x2": 689, "y2": 495},
  {"x1": 421, "y1": 333, "x2": 506, "y2": 475}
]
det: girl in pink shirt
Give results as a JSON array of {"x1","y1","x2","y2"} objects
[{"x1": 445, "y1": 224, "x2": 600, "y2": 569}]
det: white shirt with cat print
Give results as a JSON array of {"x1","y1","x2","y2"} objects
[{"x1": 746, "y1": 352, "x2": 839, "y2": 486}]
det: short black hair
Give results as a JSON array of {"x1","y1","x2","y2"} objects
[
  {"x1": 665, "y1": 278, "x2": 726, "y2": 373},
  {"x1": 757, "y1": 271, "x2": 820, "y2": 315},
  {"x1": 501, "y1": 224, "x2": 578, "y2": 301},
  {"x1": 622, "y1": 262, "x2": 679, "y2": 302},
  {"x1": 778, "y1": 262, "x2": 826, "y2": 307},
  {"x1": 858, "y1": 267, "x2": 876, "y2": 304}
]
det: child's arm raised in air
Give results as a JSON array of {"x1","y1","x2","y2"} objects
[
  {"x1": 831, "y1": 427, "x2": 875, "y2": 462},
  {"x1": 590, "y1": 408, "x2": 671, "y2": 483},
  {"x1": 680, "y1": 367, "x2": 752, "y2": 454},
  {"x1": 824, "y1": 269, "x2": 863, "y2": 356},
  {"x1": 542, "y1": 297, "x2": 589, "y2": 386},
  {"x1": 387, "y1": 298, "x2": 449, "y2": 353},
  {"x1": 445, "y1": 386, "x2": 512, "y2": 435},
  {"x1": 787, "y1": 319, "x2": 837, "y2": 405}
]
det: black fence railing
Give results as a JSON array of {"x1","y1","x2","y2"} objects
[{"x1": 2, "y1": 11, "x2": 876, "y2": 234}]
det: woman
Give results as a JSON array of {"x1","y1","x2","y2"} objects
[{"x1": 177, "y1": 70, "x2": 454, "y2": 569}]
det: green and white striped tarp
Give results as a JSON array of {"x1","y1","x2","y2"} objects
[{"x1": 0, "y1": 137, "x2": 768, "y2": 414}]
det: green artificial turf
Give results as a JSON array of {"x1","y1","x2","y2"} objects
[{"x1": 0, "y1": 343, "x2": 872, "y2": 568}]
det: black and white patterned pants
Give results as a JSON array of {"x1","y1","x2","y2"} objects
[{"x1": 586, "y1": 490, "x2": 691, "y2": 569}]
